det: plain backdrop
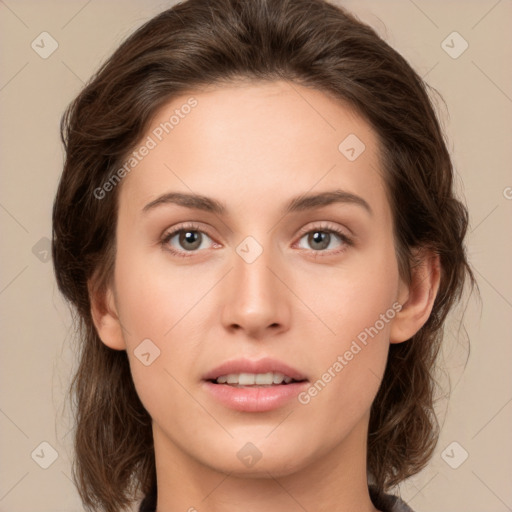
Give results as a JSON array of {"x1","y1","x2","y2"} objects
[{"x1": 0, "y1": 1, "x2": 511, "y2": 511}]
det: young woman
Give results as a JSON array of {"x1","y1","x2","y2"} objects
[{"x1": 52, "y1": 0, "x2": 476, "y2": 511}]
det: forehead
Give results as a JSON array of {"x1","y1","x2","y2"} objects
[{"x1": 118, "y1": 80, "x2": 389, "y2": 220}]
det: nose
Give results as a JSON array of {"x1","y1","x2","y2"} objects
[{"x1": 220, "y1": 242, "x2": 291, "y2": 338}]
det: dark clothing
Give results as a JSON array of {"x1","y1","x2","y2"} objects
[
  {"x1": 369, "y1": 485, "x2": 415, "y2": 512},
  {"x1": 138, "y1": 483, "x2": 414, "y2": 511},
  {"x1": 138, "y1": 483, "x2": 157, "y2": 512}
]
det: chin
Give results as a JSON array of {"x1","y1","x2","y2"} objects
[{"x1": 200, "y1": 441, "x2": 314, "y2": 478}]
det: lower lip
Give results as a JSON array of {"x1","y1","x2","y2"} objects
[{"x1": 202, "y1": 381, "x2": 309, "y2": 412}]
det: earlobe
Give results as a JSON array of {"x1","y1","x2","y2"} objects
[
  {"x1": 89, "y1": 280, "x2": 126, "y2": 351},
  {"x1": 389, "y1": 249, "x2": 441, "y2": 344}
]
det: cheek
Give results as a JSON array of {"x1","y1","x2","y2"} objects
[
  {"x1": 112, "y1": 248, "x2": 208, "y2": 417},
  {"x1": 113, "y1": 245, "x2": 205, "y2": 342},
  {"x1": 298, "y1": 242, "x2": 398, "y2": 417},
  {"x1": 311, "y1": 240, "x2": 399, "y2": 345}
]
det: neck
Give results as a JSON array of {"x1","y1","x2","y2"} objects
[{"x1": 152, "y1": 411, "x2": 380, "y2": 512}]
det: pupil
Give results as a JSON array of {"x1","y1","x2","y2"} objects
[
  {"x1": 310, "y1": 231, "x2": 329, "y2": 250},
  {"x1": 181, "y1": 230, "x2": 201, "y2": 250}
]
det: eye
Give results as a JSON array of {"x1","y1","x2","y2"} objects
[
  {"x1": 161, "y1": 223, "x2": 217, "y2": 258},
  {"x1": 295, "y1": 223, "x2": 353, "y2": 255},
  {"x1": 160, "y1": 222, "x2": 353, "y2": 259}
]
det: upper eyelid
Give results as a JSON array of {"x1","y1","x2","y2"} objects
[
  {"x1": 295, "y1": 222, "x2": 349, "y2": 236},
  {"x1": 162, "y1": 222, "x2": 351, "y2": 246},
  {"x1": 163, "y1": 221, "x2": 347, "y2": 235},
  {"x1": 163, "y1": 222, "x2": 213, "y2": 238}
]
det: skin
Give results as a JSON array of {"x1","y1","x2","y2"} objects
[{"x1": 91, "y1": 80, "x2": 440, "y2": 512}]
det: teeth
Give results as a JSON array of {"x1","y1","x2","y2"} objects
[
  {"x1": 240, "y1": 373, "x2": 256, "y2": 385},
  {"x1": 256, "y1": 372, "x2": 273, "y2": 385},
  {"x1": 214, "y1": 372, "x2": 297, "y2": 385}
]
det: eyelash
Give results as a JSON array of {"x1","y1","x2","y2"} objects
[{"x1": 160, "y1": 222, "x2": 354, "y2": 259}]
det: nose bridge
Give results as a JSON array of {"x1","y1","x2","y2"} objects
[{"x1": 221, "y1": 235, "x2": 289, "y2": 334}]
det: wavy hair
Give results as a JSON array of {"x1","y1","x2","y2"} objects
[{"x1": 52, "y1": 0, "x2": 477, "y2": 510}]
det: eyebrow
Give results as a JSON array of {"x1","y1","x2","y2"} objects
[{"x1": 142, "y1": 189, "x2": 373, "y2": 217}]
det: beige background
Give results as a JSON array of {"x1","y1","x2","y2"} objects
[{"x1": 0, "y1": 0, "x2": 511, "y2": 511}]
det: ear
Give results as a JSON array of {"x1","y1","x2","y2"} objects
[
  {"x1": 88, "y1": 279, "x2": 126, "y2": 350},
  {"x1": 389, "y1": 248, "x2": 441, "y2": 344}
]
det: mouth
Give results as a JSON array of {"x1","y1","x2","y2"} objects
[
  {"x1": 206, "y1": 371, "x2": 308, "y2": 388},
  {"x1": 201, "y1": 357, "x2": 309, "y2": 412},
  {"x1": 202, "y1": 357, "x2": 309, "y2": 385}
]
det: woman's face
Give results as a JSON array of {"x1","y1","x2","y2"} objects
[{"x1": 99, "y1": 80, "x2": 409, "y2": 477}]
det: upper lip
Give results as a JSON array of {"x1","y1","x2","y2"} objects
[{"x1": 203, "y1": 357, "x2": 308, "y2": 382}]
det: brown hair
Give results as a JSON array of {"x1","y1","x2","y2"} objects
[{"x1": 52, "y1": 0, "x2": 477, "y2": 510}]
